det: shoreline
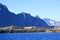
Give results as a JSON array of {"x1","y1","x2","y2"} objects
[{"x1": 0, "y1": 26, "x2": 60, "y2": 33}]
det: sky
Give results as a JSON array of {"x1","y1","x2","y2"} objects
[{"x1": 0, "y1": 0, "x2": 60, "y2": 21}]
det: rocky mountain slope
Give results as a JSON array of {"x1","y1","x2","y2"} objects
[{"x1": 0, "y1": 3, "x2": 53, "y2": 28}]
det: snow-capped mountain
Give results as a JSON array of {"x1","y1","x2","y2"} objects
[{"x1": 43, "y1": 18, "x2": 60, "y2": 27}]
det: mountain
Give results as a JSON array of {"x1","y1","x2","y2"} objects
[
  {"x1": 43, "y1": 18, "x2": 55, "y2": 26},
  {"x1": 43, "y1": 18, "x2": 60, "y2": 27},
  {"x1": 0, "y1": 3, "x2": 51, "y2": 28},
  {"x1": 0, "y1": 3, "x2": 17, "y2": 27},
  {"x1": 17, "y1": 13, "x2": 49, "y2": 27}
]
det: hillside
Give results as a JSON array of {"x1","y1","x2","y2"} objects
[{"x1": 0, "y1": 3, "x2": 52, "y2": 28}]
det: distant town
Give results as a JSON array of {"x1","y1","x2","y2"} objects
[{"x1": 0, "y1": 26, "x2": 60, "y2": 33}]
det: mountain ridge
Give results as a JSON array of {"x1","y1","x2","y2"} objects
[
  {"x1": 0, "y1": 3, "x2": 53, "y2": 28},
  {"x1": 43, "y1": 18, "x2": 60, "y2": 27}
]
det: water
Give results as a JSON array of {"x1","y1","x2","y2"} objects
[{"x1": 0, "y1": 32, "x2": 60, "y2": 40}]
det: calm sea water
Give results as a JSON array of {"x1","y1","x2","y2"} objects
[{"x1": 0, "y1": 32, "x2": 60, "y2": 40}]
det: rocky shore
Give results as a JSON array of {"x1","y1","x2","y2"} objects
[{"x1": 0, "y1": 26, "x2": 60, "y2": 33}]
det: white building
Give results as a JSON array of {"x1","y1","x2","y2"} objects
[{"x1": 24, "y1": 26, "x2": 36, "y2": 29}]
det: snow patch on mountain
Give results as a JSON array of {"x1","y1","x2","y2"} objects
[
  {"x1": 43, "y1": 18, "x2": 60, "y2": 27},
  {"x1": 49, "y1": 20, "x2": 55, "y2": 26}
]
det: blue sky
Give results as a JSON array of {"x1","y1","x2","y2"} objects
[{"x1": 0, "y1": 0, "x2": 60, "y2": 21}]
